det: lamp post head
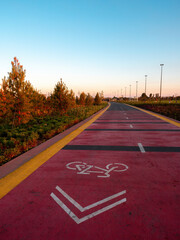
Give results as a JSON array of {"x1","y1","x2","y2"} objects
[
  {"x1": 145, "y1": 75, "x2": 147, "y2": 77},
  {"x1": 160, "y1": 64, "x2": 164, "y2": 67}
]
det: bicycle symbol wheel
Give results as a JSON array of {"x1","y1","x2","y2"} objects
[
  {"x1": 106, "y1": 163, "x2": 128, "y2": 172},
  {"x1": 66, "y1": 161, "x2": 87, "y2": 170}
]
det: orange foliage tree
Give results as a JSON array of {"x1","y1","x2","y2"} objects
[
  {"x1": 30, "y1": 90, "x2": 49, "y2": 117},
  {"x1": 79, "y1": 92, "x2": 86, "y2": 105},
  {"x1": 0, "y1": 86, "x2": 13, "y2": 122},
  {"x1": 0, "y1": 57, "x2": 104, "y2": 127},
  {"x1": 51, "y1": 79, "x2": 76, "y2": 114},
  {"x1": 94, "y1": 92, "x2": 101, "y2": 105},
  {"x1": 85, "y1": 93, "x2": 94, "y2": 105},
  {"x1": 1, "y1": 57, "x2": 33, "y2": 125}
]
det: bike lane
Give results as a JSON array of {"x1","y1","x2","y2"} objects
[{"x1": 0, "y1": 103, "x2": 180, "y2": 240}]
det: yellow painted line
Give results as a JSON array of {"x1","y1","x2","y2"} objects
[
  {"x1": 0, "y1": 104, "x2": 110, "y2": 199},
  {"x1": 125, "y1": 103, "x2": 180, "y2": 128}
]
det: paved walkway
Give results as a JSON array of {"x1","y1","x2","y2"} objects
[{"x1": 0, "y1": 102, "x2": 180, "y2": 240}]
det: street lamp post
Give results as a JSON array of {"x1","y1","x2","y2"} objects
[
  {"x1": 125, "y1": 87, "x2": 127, "y2": 99},
  {"x1": 136, "y1": 81, "x2": 138, "y2": 101},
  {"x1": 160, "y1": 64, "x2": 164, "y2": 100},
  {"x1": 145, "y1": 75, "x2": 147, "y2": 95}
]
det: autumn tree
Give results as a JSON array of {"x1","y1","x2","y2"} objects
[
  {"x1": 30, "y1": 90, "x2": 47, "y2": 116},
  {"x1": 76, "y1": 96, "x2": 79, "y2": 105},
  {"x1": 69, "y1": 89, "x2": 76, "y2": 108},
  {"x1": 0, "y1": 82, "x2": 13, "y2": 122},
  {"x1": 0, "y1": 89, "x2": 11, "y2": 122},
  {"x1": 94, "y1": 92, "x2": 101, "y2": 105},
  {"x1": 79, "y1": 92, "x2": 86, "y2": 105},
  {"x1": 139, "y1": 93, "x2": 149, "y2": 101},
  {"x1": 51, "y1": 79, "x2": 71, "y2": 114},
  {"x1": 1, "y1": 57, "x2": 33, "y2": 125},
  {"x1": 85, "y1": 93, "x2": 94, "y2": 106}
]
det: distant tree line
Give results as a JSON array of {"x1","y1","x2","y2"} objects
[{"x1": 0, "y1": 57, "x2": 103, "y2": 126}]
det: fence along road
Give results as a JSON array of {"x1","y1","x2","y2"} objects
[{"x1": 0, "y1": 102, "x2": 180, "y2": 239}]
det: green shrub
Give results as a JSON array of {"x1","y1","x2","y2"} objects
[{"x1": 0, "y1": 103, "x2": 107, "y2": 165}]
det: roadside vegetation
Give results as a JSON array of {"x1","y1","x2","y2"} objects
[
  {"x1": 0, "y1": 58, "x2": 107, "y2": 165},
  {"x1": 126, "y1": 101, "x2": 180, "y2": 121},
  {"x1": 117, "y1": 93, "x2": 180, "y2": 121}
]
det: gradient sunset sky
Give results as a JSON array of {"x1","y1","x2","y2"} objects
[{"x1": 0, "y1": 0, "x2": 180, "y2": 97}]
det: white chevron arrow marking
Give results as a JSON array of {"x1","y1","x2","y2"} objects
[{"x1": 50, "y1": 186, "x2": 126, "y2": 224}]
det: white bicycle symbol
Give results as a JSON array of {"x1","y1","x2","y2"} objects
[{"x1": 66, "y1": 162, "x2": 128, "y2": 178}]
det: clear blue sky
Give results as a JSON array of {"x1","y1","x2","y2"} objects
[{"x1": 0, "y1": 0, "x2": 180, "y2": 97}]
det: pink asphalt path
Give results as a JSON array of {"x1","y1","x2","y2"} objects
[{"x1": 0, "y1": 102, "x2": 180, "y2": 240}]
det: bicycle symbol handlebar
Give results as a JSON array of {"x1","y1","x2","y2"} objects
[{"x1": 66, "y1": 162, "x2": 128, "y2": 178}]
